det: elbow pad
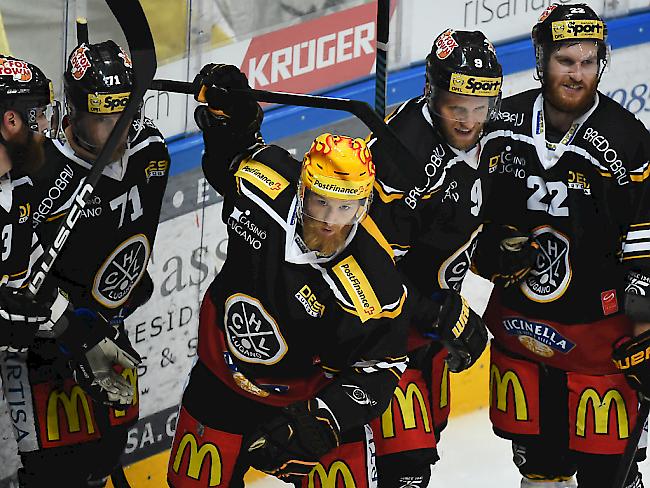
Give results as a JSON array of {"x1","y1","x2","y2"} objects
[{"x1": 624, "y1": 270, "x2": 650, "y2": 322}]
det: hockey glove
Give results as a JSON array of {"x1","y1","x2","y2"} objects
[
  {"x1": 431, "y1": 289, "x2": 488, "y2": 373},
  {"x1": 192, "y1": 63, "x2": 263, "y2": 135},
  {"x1": 473, "y1": 223, "x2": 539, "y2": 287},
  {"x1": 59, "y1": 309, "x2": 141, "y2": 408},
  {"x1": 613, "y1": 330, "x2": 650, "y2": 400},
  {"x1": 245, "y1": 398, "x2": 340, "y2": 478},
  {"x1": 0, "y1": 287, "x2": 52, "y2": 350}
]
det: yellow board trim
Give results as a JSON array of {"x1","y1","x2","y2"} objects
[
  {"x1": 333, "y1": 255, "x2": 382, "y2": 323},
  {"x1": 0, "y1": 9, "x2": 11, "y2": 55},
  {"x1": 235, "y1": 158, "x2": 289, "y2": 200}
]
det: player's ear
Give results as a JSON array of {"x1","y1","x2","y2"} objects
[{"x1": 1, "y1": 110, "x2": 25, "y2": 140}]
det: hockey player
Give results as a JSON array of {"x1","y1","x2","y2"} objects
[
  {"x1": 0, "y1": 55, "x2": 59, "y2": 348},
  {"x1": 473, "y1": 4, "x2": 650, "y2": 487},
  {"x1": 0, "y1": 41, "x2": 169, "y2": 487},
  {"x1": 319, "y1": 30, "x2": 501, "y2": 487},
  {"x1": 166, "y1": 64, "x2": 480, "y2": 487}
]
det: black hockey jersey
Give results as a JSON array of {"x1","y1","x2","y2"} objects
[
  {"x1": 0, "y1": 171, "x2": 45, "y2": 348},
  {"x1": 478, "y1": 89, "x2": 650, "y2": 373},
  {"x1": 32, "y1": 118, "x2": 170, "y2": 318},
  {"x1": 369, "y1": 96, "x2": 490, "y2": 332},
  {"x1": 481, "y1": 89, "x2": 650, "y2": 325},
  {"x1": 198, "y1": 139, "x2": 409, "y2": 431},
  {"x1": 0, "y1": 172, "x2": 40, "y2": 289}
]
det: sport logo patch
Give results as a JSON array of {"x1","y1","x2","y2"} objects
[
  {"x1": 87, "y1": 92, "x2": 130, "y2": 114},
  {"x1": 224, "y1": 294, "x2": 288, "y2": 364},
  {"x1": 551, "y1": 20, "x2": 605, "y2": 41},
  {"x1": 438, "y1": 226, "x2": 482, "y2": 291},
  {"x1": 521, "y1": 226, "x2": 571, "y2": 303},
  {"x1": 0, "y1": 58, "x2": 32, "y2": 82},
  {"x1": 449, "y1": 73, "x2": 501, "y2": 97},
  {"x1": 503, "y1": 316, "x2": 576, "y2": 358},
  {"x1": 435, "y1": 29, "x2": 458, "y2": 60},
  {"x1": 70, "y1": 46, "x2": 92, "y2": 81},
  {"x1": 92, "y1": 234, "x2": 150, "y2": 308}
]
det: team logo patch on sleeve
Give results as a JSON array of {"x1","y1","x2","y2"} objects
[
  {"x1": 235, "y1": 159, "x2": 289, "y2": 199},
  {"x1": 438, "y1": 226, "x2": 482, "y2": 291},
  {"x1": 224, "y1": 294, "x2": 288, "y2": 364},
  {"x1": 145, "y1": 160, "x2": 169, "y2": 181},
  {"x1": 92, "y1": 234, "x2": 150, "y2": 308},
  {"x1": 332, "y1": 256, "x2": 381, "y2": 323},
  {"x1": 520, "y1": 226, "x2": 571, "y2": 303}
]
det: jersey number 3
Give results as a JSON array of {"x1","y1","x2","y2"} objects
[{"x1": 526, "y1": 176, "x2": 568, "y2": 217}]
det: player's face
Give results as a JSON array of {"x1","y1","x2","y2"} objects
[
  {"x1": 301, "y1": 192, "x2": 360, "y2": 255},
  {"x1": 72, "y1": 111, "x2": 131, "y2": 160},
  {"x1": 435, "y1": 91, "x2": 490, "y2": 151},
  {"x1": 0, "y1": 110, "x2": 45, "y2": 174},
  {"x1": 544, "y1": 42, "x2": 600, "y2": 115}
]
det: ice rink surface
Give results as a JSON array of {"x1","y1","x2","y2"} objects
[{"x1": 249, "y1": 407, "x2": 650, "y2": 487}]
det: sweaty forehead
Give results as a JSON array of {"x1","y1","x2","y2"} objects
[{"x1": 552, "y1": 41, "x2": 599, "y2": 59}]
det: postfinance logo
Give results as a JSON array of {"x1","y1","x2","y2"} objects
[
  {"x1": 381, "y1": 382, "x2": 431, "y2": 438},
  {"x1": 172, "y1": 433, "x2": 222, "y2": 486},
  {"x1": 576, "y1": 388, "x2": 629, "y2": 438},
  {"x1": 449, "y1": 73, "x2": 501, "y2": 97},
  {"x1": 490, "y1": 365, "x2": 528, "y2": 421},
  {"x1": 308, "y1": 461, "x2": 356, "y2": 488},
  {"x1": 46, "y1": 385, "x2": 95, "y2": 441},
  {"x1": 333, "y1": 256, "x2": 381, "y2": 323}
]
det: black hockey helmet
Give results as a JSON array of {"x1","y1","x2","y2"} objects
[
  {"x1": 64, "y1": 40, "x2": 138, "y2": 158},
  {"x1": 64, "y1": 40, "x2": 134, "y2": 116},
  {"x1": 532, "y1": 3, "x2": 608, "y2": 82},
  {"x1": 0, "y1": 55, "x2": 59, "y2": 135},
  {"x1": 425, "y1": 29, "x2": 502, "y2": 121}
]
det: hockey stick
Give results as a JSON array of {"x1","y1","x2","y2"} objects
[
  {"x1": 150, "y1": 79, "x2": 423, "y2": 187},
  {"x1": 76, "y1": 17, "x2": 89, "y2": 45},
  {"x1": 613, "y1": 398, "x2": 649, "y2": 488},
  {"x1": 374, "y1": 0, "x2": 390, "y2": 117},
  {"x1": 26, "y1": 0, "x2": 157, "y2": 298}
]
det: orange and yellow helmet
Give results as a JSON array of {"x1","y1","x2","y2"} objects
[{"x1": 298, "y1": 133, "x2": 375, "y2": 226}]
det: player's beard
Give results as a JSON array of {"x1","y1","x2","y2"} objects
[
  {"x1": 438, "y1": 119, "x2": 483, "y2": 151},
  {"x1": 3, "y1": 130, "x2": 45, "y2": 175},
  {"x1": 544, "y1": 71, "x2": 598, "y2": 117},
  {"x1": 301, "y1": 216, "x2": 351, "y2": 256}
]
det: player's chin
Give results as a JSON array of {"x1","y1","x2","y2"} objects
[{"x1": 449, "y1": 127, "x2": 480, "y2": 151}]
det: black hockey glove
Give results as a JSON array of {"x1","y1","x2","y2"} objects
[
  {"x1": 473, "y1": 223, "x2": 539, "y2": 287},
  {"x1": 0, "y1": 287, "x2": 55, "y2": 350},
  {"x1": 613, "y1": 330, "x2": 650, "y2": 400},
  {"x1": 59, "y1": 309, "x2": 141, "y2": 408},
  {"x1": 245, "y1": 398, "x2": 340, "y2": 479},
  {"x1": 192, "y1": 63, "x2": 263, "y2": 135},
  {"x1": 429, "y1": 289, "x2": 488, "y2": 373}
]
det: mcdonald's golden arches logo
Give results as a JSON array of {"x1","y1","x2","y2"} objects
[
  {"x1": 576, "y1": 388, "x2": 629, "y2": 439},
  {"x1": 114, "y1": 368, "x2": 137, "y2": 418},
  {"x1": 172, "y1": 433, "x2": 222, "y2": 486},
  {"x1": 308, "y1": 460, "x2": 356, "y2": 488},
  {"x1": 46, "y1": 385, "x2": 95, "y2": 441},
  {"x1": 490, "y1": 364, "x2": 529, "y2": 421},
  {"x1": 381, "y1": 382, "x2": 431, "y2": 438}
]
